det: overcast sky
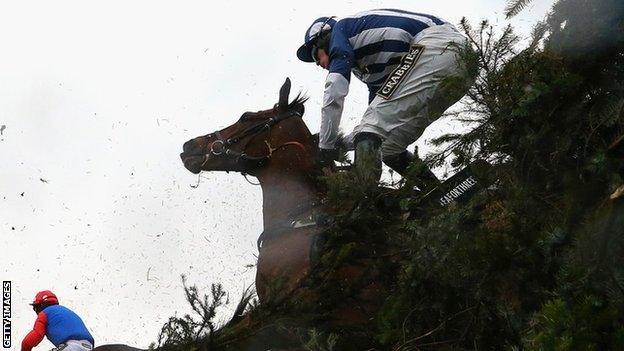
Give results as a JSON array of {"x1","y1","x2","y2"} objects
[{"x1": 1, "y1": 1, "x2": 555, "y2": 349}]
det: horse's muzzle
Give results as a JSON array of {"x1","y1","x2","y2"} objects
[
  {"x1": 182, "y1": 139, "x2": 202, "y2": 155},
  {"x1": 180, "y1": 153, "x2": 204, "y2": 174},
  {"x1": 180, "y1": 138, "x2": 207, "y2": 174}
]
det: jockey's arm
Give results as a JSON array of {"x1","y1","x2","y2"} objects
[
  {"x1": 319, "y1": 27, "x2": 354, "y2": 150},
  {"x1": 22, "y1": 312, "x2": 47, "y2": 351}
]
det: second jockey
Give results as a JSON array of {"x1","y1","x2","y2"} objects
[{"x1": 22, "y1": 290, "x2": 94, "y2": 351}]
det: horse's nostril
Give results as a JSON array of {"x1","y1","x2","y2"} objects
[{"x1": 183, "y1": 139, "x2": 196, "y2": 154}]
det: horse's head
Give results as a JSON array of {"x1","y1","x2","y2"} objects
[{"x1": 180, "y1": 78, "x2": 312, "y2": 176}]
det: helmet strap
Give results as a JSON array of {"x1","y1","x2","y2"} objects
[{"x1": 316, "y1": 31, "x2": 331, "y2": 52}]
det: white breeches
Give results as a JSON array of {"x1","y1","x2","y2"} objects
[
  {"x1": 54, "y1": 340, "x2": 93, "y2": 351},
  {"x1": 352, "y1": 23, "x2": 475, "y2": 157}
]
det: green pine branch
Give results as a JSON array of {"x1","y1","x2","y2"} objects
[{"x1": 505, "y1": 0, "x2": 534, "y2": 18}]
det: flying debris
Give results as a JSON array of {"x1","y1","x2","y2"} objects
[
  {"x1": 40, "y1": 178, "x2": 49, "y2": 183},
  {"x1": 0, "y1": 125, "x2": 5, "y2": 135}
]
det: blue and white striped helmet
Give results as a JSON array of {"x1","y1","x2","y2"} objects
[{"x1": 296, "y1": 16, "x2": 337, "y2": 62}]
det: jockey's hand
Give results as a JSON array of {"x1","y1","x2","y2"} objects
[{"x1": 318, "y1": 148, "x2": 339, "y2": 170}]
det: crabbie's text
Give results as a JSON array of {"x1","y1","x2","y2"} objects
[{"x1": 377, "y1": 45, "x2": 425, "y2": 99}]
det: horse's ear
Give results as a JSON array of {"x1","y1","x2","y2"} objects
[{"x1": 278, "y1": 78, "x2": 291, "y2": 112}]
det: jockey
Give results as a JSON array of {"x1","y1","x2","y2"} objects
[
  {"x1": 22, "y1": 290, "x2": 94, "y2": 351},
  {"x1": 297, "y1": 9, "x2": 474, "y2": 185}
]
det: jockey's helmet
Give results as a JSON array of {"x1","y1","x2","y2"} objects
[
  {"x1": 30, "y1": 290, "x2": 59, "y2": 306},
  {"x1": 297, "y1": 16, "x2": 337, "y2": 63}
]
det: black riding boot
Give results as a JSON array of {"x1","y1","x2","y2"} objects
[
  {"x1": 354, "y1": 132, "x2": 382, "y2": 184},
  {"x1": 382, "y1": 150, "x2": 414, "y2": 176},
  {"x1": 383, "y1": 149, "x2": 441, "y2": 192}
]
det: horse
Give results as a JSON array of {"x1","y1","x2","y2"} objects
[
  {"x1": 179, "y1": 79, "x2": 396, "y2": 340},
  {"x1": 180, "y1": 78, "x2": 322, "y2": 302}
]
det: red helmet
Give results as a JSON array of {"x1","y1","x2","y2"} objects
[{"x1": 30, "y1": 290, "x2": 59, "y2": 306}]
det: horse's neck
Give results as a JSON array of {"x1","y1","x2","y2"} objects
[{"x1": 256, "y1": 172, "x2": 317, "y2": 230}]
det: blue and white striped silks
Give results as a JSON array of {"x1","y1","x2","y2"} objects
[{"x1": 318, "y1": 9, "x2": 451, "y2": 149}]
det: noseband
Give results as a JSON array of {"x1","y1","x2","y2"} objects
[{"x1": 202, "y1": 108, "x2": 305, "y2": 170}]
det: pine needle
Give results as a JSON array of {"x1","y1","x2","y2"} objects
[
  {"x1": 528, "y1": 20, "x2": 548, "y2": 51},
  {"x1": 505, "y1": 0, "x2": 534, "y2": 19}
]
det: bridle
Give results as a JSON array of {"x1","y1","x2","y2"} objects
[
  {"x1": 201, "y1": 107, "x2": 307, "y2": 171},
  {"x1": 198, "y1": 105, "x2": 323, "y2": 249}
]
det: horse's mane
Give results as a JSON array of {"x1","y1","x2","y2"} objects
[
  {"x1": 240, "y1": 93, "x2": 308, "y2": 122},
  {"x1": 287, "y1": 93, "x2": 309, "y2": 113}
]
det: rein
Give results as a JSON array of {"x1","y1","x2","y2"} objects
[{"x1": 202, "y1": 109, "x2": 305, "y2": 170}]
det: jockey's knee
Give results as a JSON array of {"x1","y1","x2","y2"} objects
[
  {"x1": 354, "y1": 132, "x2": 382, "y2": 146},
  {"x1": 380, "y1": 139, "x2": 407, "y2": 158}
]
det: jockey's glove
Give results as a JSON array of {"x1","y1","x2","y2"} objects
[{"x1": 318, "y1": 148, "x2": 339, "y2": 169}]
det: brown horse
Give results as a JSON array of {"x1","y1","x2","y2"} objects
[
  {"x1": 179, "y1": 79, "x2": 394, "y2": 339},
  {"x1": 180, "y1": 78, "x2": 323, "y2": 301}
]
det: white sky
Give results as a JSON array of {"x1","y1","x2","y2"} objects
[{"x1": 1, "y1": 1, "x2": 555, "y2": 349}]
